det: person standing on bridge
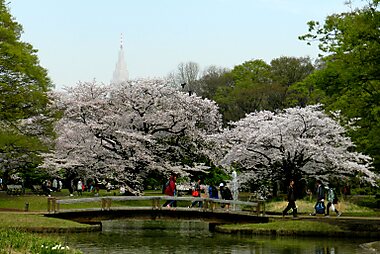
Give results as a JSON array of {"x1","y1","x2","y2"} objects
[
  {"x1": 208, "y1": 182, "x2": 219, "y2": 210},
  {"x1": 220, "y1": 183, "x2": 233, "y2": 211},
  {"x1": 163, "y1": 173, "x2": 177, "y2": 208},
  {"x1": 189, "y1": 178, "x2": 202, "y2": 208},
  {"x1": 282, "y1": 179, "x2": 297, "y2": 218}
]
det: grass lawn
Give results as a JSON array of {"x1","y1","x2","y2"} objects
[
  {"x1": 220, "y1": 220, "x2": 344, "y2": 233},
  {"x1": 265, "y1": 199, "x2": 380, "y2": 217},
  {"x1": 0, "y1": 213, "x2": 91, "y2": 229},
  {"x1": 0, "y1": 229, "x2": 82, "y2": 254}
]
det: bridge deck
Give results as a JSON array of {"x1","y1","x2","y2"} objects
[{"x1": 45, "y1": 206, "x2": 269, "y2": 225}]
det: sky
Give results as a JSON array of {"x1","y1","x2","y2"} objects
[{"x1": 8, "y1": 0, "x2": 364, "y2": 90}]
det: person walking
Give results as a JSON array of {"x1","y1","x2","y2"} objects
[
  {"x1": 77, "y1": 179, "x2": 83, "y2": 196},
  {"x1": 326, "y1": 186, "x2": 342, "y2": 217},
  {"x1": 189, "y1": 179, "x2": 202, "y2": 208},
  {"x1": 162, "y1": 174, "x2": 177, "y2": 208},
  {"x1": 208, "y1": 183, "x2": 219, "y2": 210},
  {"x1": 310, "y1": 180, "x2": 325, "y2": 216},
  {"x1": 52, "y1": 178, "x2": 58, "y2": 192},
  {"x1": 220, "y1": 183, "x2": 233, "y2": 211},
  {"x1": 282, "y1": 179, "x2": 297, "y2": 218}
]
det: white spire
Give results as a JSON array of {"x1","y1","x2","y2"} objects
[{"x1": 112, "y1": 33, "x2": 129, "y2": 84}]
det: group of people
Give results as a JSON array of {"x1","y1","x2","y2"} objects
[
  {"x1": 282, "y1": 179, "x2": 342, "y2": 218},
  {"x1": 162, "y1": 174, "x2": 233, "y2": 210},
  {"x1": 42, "y1": 178, "x2": 63, "y2": 196}
]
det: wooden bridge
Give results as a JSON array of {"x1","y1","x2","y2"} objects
[{"x1": 45, "y1": 196, "x2": 268, "y2": 225}]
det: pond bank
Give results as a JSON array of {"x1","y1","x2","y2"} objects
[
  {"x1": 215, "y1": 216, "x2": 380, "y2": 239},
  {"x1": 6, "y1": 224, "x2": 101, "y2": 233}
]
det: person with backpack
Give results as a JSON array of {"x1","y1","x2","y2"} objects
[
  {"x1": 220, "y1": 183, "x2": 233, "y2": 211},
  {"x1": 326, "y1": 186, "x2": 342, "y2": 217},
  {"x1": 282, "y1": 179, "x2": 297, "y2": 218},
  {"x1": 310, "y1": 180, "x2": 326, "y2": 216},
  {"x1": 208, "y1": 183, "x2": 219, "y2": 210}
]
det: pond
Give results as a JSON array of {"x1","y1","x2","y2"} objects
[{"x1": 62, "y1": 220, "x2": 374, "y2": 254}]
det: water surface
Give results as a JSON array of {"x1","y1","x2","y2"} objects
[{"x1": 62, "y1": 220, "x2": 374, "y2": 254}]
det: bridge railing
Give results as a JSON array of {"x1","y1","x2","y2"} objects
[{"x1": 48, "y1": 196, "x2": 265, "y2": 216}]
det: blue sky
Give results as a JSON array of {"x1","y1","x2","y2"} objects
[{"x1": 9, "y1": 0, "x2": 364, "y2": 90}]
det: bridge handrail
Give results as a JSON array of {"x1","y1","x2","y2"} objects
[
  {"x1": 55, "y1": 195, "x2": 262, "y2": 206},
  {"x1": 50, "y1": 195, "x2": 265, "y2": 216}
]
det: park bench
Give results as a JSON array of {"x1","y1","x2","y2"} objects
[
  {"x1": 32, "y1": 185, "x2": 44, "y2": 195},
  {"x1": 6, "y1": 184, "x2": 24, "y2": 195}
]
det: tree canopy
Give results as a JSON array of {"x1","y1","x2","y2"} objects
[
  {"x1": 211, "y1": 105, "x2": 378, "y2": 190},
  {"x1": 213, "y1": 58, "x2": 315, "y2": 123},
  {"x1": 297, "y1": 0, "x2": 380, "y2": 172},
  {"x1": 42, "y1": 80, "x2": 222, "y2": 194},
  {"x1": 0, "y1": 0, "x2": 53, "y2": 183}
]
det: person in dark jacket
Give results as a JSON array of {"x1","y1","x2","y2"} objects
[
  {"x1": 310, "y1": 179, "x2": 325, "y2": 216},
  {"x1": 282, "y1": 179, "x2": 297, "y2": 218},
  {"x1": 220, "y1": 183, "x2": 233, "y2": 211}
]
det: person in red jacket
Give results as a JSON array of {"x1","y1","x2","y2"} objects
[{"x1": 163, "y1": 174, "x2": 177, "y2": 208}]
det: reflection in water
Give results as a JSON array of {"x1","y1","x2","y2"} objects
[{"x1": 62, "y1": 220, "x2": 373, "y2": 254}]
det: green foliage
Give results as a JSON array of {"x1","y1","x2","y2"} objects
[
  {"x1": 347, "y1": 194, "x2": 380, "y2": 208},
  {"x1": 0, "y1": 229, "x2": 81, "y2": 254},
  {"x1": 203, "y1": 166, "x2": 230, "y2": 186},
  {"x1": 0, "y1": 0, "x2": 54, "y2": 184},
  {"x1": 213, "y1": 57, "x2": 316, "y2": 124},
  {"x1": 198, "y1": 65, "x2": 232, "y2": 99},
  {"x1": 270, "y1": 56, "x2": 315, "y2": 87},
  {"x1": 298, "y1": 0, "x2": 380, "y2": 172}
]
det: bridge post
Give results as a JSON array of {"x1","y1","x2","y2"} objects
[
  {"x1": 202, "y1": 199, "x2": 210, "y2": 212},
  {"x1": 260, "y1": 201, "x2": 265, "y2": 216},
  {"x1": 47, "y1": 197, "x2": 56, "y2": 213},
  {"x1": 152, "y1": 197, "x2": 161, "y2": 210},
  {"x1": 253, "y1": 201, "x2": 265, "y2": 216},
  {"x1": 106, "y1": 198, "x2": 112, "y2": 210},
  {"x1": 101, "y1": 198, "x2": 112, "y2": 210}
]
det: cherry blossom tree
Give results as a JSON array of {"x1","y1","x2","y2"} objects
[
  {"x1": 212, "y1": 104, "x2": 378, "y2": 190},
  {"x1": 42, "y1": 79, "x2": 222, "y2": 194}
]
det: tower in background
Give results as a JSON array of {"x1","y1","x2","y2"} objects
[{"x1": 111, "y1": 33, "x2": 129, "y2": 84}]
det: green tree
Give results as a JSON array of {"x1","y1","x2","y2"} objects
[
  {"x1": 0, "y1": 0, "x2": 53, "y2": 184},
  {"x1": 213, "y1": 58, "x2": 312, "y2": 123},
  {"x1": 197, "y1": 65, "x2": 231, "y2": 99},
  {"x1": 213, "y1": 59, "x2": 277, "y2": 123},
  {"x1": 298, "y1": 0, "x2": 380, "y2": 171},
  {"x1": 270, "y1": 56, "x2": 315, "y2": 87}
]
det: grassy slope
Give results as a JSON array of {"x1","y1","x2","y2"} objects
[
  {"x1": 0, "y1": 213, "x2": 90, "y2": 229},
  {"x1": 221, "y1": 220, "x2": 343, "y2": 232}
]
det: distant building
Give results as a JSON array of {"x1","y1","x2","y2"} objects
[{"x1": 111, "y1": 34, "x2": 129, "y2": 84}]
